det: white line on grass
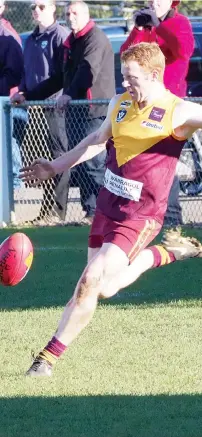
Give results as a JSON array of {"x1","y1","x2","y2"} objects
[{"x1": 35, "y1": 246, "x2": 71, "y2": 251}]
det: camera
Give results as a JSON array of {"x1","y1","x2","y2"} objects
[
  {"x1": 135, "y1": 12, "x2": 152, "y2": 27},
  {"x1": 134, "y1": 7, "x2": 154, "y2": 28}
]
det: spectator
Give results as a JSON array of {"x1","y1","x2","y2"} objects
[
  {"x1": 0, "y1": 0, "x2": 23, "y2": 188},
  {"x1": 0, "y1": 25, "x2": 23, "y2": 96},
  {"x1": 18, "y1": 1, "x2": 116, "y2": 225},
  {"x1": 120, "y1": 0, "x2": 194, "y2": 226},
  {"x1": 0, "y1": 19, "x2": 23, "y2": 190},
  {"x1": 11, "y1": 0, "x2": 70, "y2": 224},
  {"x1": 0, "y1": 0, "x2": 22, "y2": 96},
  {"x1": 0, "y1": 0, "x2": 21, "y2": 45}
]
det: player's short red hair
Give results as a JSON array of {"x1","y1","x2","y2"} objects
[{"x1": 121, "y1": 42, "x2": 165, "y2": 81}]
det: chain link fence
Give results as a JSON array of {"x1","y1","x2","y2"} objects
[
  {"x1": 2, "y1": 99, "x2": 201, "y2": 228},
  {"x1": 9, "y1": 100, "x2": 109, "y2": 225}
]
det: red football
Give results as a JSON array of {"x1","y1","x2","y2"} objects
[{"x1": 0, "y1": 233, "x2": 33, "y2": 286}]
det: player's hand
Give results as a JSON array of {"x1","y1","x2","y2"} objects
[
  {"x1": 10, "y1": 92, "x2": 26, "y2": 104},
  {"x1": 19, "y1": 158, "x2": 56, "y2": 186},
  {"x1": 56, "y1": 94, "x2": 72, "y2": 110}
]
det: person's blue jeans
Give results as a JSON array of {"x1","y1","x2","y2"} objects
[
  {"x1": 12, "y1": 135, "x2": 22, "y2": 188},
  {"x1": 164, "y1": 175, "x2": 183, "y2": 226},
  {"x1": 12, "y1": 109, "x2": 26, "y2": 188}
]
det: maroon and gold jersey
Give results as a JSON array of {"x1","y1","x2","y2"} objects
[{"x1": 97, "y1": 90, "x2": 187, "y2": 223}]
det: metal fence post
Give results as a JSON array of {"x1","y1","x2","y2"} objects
[{"x1": 0, "y1": 98, "x2": 13, "y2": 227}]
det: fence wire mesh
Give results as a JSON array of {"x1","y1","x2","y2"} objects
[{"x1": 10, "y1": 101, "x2": 109, "y2": 225}]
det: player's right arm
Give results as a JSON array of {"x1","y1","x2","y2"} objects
[{"x1": 19, "y1": 95, "x2": 120, "y2": 184}]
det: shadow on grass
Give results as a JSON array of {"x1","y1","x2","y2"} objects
[
  {"x1": 0, "y1": 227, "x2": 202, "y2": 310},
  {"x1": 0, "y1": 394, "x2": 202, "y2": 437}
]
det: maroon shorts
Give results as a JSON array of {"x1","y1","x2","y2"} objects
[{"x1": 88, "y1": 210, "x2": 162, "y2": 263}]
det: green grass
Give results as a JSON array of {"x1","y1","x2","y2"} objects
[{"x1": 0, "y1": 226, "x2": 202, "y2": 437}]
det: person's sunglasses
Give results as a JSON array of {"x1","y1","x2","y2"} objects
[{"x1": 30, "y1": 4, "x2": 46, "y2": 11}]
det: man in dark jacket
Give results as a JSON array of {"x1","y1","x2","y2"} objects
[
  {"x1": 11, "y1": 0, "x2": 70, "y2": 224},
  {"x1": 0, "y1": 25, "x2": 23, "y2": 96},
  {"x1": 120, "y1": 0, "x2": 194, "y2": 226},
  {"x1": 0, "y1": 16, "x2": 23, "y2": 190},
  {"x1": 20, "y1": 1, "x2": 115, "y2": 223},
  {"x1": 0, "y1": 0, "x2": 22, "y2": 96}
]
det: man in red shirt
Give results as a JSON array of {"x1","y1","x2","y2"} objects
[
  {"x1": 120, "y1": 0, "x2": 194, "y2": 97},
  {"x1": 120, "y1": 0, "x2": 194, "y2": 225}
]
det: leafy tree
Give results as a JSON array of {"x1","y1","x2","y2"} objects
[{"x1": 180, "y1": 0, "x2": 202, "y2": 16}]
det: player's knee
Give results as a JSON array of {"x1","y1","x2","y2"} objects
[
  {"x1": 99, "y1": 290, "x2": 110, "y2": 299},
  {"x1": 99, "y1": 294, "x2": 106, "y2": 300}
]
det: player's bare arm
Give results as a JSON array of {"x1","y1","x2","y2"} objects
[
  {"x1": 172, "y1": 100, "x2": 202, "y2": 139},
  {"x1": 19, "y1": 95, "x2": 120, "y2": 184}
]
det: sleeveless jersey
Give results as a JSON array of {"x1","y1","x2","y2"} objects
[{"x1": 97, "y1": 90, "x2": 186, "y2": 223}]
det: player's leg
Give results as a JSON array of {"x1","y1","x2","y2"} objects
[
  {"x1": 100, "y1": 248, "x2": 154, "y2": 298},
  {"x1": 87, "y1": 247, "x2": 101, "y2": 263},
  {"x1": 26, "y1": 242, "x2": 129, "y2": 377},
  {"x1": 54, "y1": 243, "x2": 128, "y2": 345},
  {"x1": 96, "y1": 217, "x2": 161, "y2": 299},
  {"x1": 87, "y1": 209, "x2": 107, "y2": 263},
  {"x1": 45, "y1": 226, "x2": 202, "y2": 351},
  {"x1": 101, "y1": 227, "x2": 202, "y2": 299}
]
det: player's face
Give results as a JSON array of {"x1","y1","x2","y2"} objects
[
  {"x1": 148, "y1": 0, "x2": 173, "y2": 18},
  {"x1": 121, "y1": 61, "x2": 155, "y2": 103}
]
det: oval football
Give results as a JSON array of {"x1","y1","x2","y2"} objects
[{"x1": 0, "y1": 233, "x2": 33, "y2": 286}]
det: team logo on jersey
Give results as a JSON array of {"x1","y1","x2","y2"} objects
[
  {"x1": 116, "y1": 109, "x2": 127, "y2": 122},
  {"x1": 141, "y1": 120, "x2": 164, "y2": 131},
  {"x1": 120, "y1": 100, "x2": 132, "y2": 108},
  {"x1": 149, "y1": 107, "x2": 166, "y2": 122},
  {"x1": 41, "y1": 40, "x2": 48, "y2": 49}
]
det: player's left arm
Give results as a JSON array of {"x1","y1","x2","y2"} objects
[{"x1": 172, "y1": 100, "x2": 202, "y2": 139}]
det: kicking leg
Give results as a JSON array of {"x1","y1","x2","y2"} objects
[
  {"x1": 101, "y1": 228, "x2": 202, "y2": 299},
  {"x1": 101, "y1": 248, "x2": 157, "y2": 299},
  {"x1": 87, "y1": 246, "x2": 101, "y2": 263},
  {"x1": 26, "y1": 242, "x2": 128, "y2": 377}
]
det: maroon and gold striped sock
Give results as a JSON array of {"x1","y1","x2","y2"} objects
[
  {"x1": 39, "y1": 336, "x2": 67, "y2": 366},
  {"x1": 149, "y1": 244, "x2": 176, "y2": 268}
]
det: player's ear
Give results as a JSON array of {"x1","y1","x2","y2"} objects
[{"x1": 151, "y1": 69, "x2": 159, "y2": 81}]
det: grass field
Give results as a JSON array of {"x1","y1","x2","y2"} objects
[{"x1": 0, "y1": 226, "x2": 202, "y2": 437}]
